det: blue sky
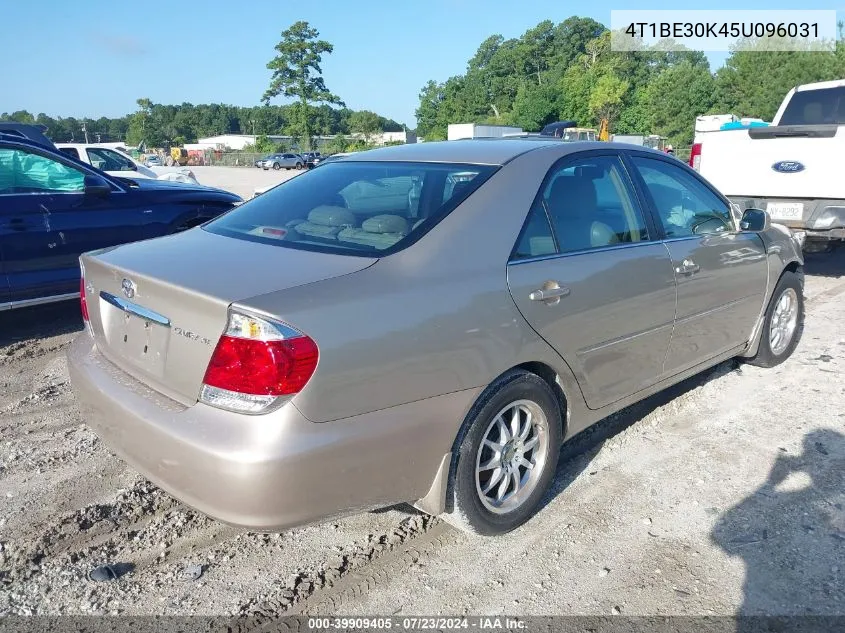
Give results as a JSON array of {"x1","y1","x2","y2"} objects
[{"x1": 4, "y1": 0, "x2": 843, "y2": 126}]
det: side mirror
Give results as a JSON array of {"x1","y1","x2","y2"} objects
[
  {"x1": 740, "y1": 208, "x2": 770, "y2": 232},
  {"x1": 84, "y1": 174, "x2": 111, "y2": 199}
]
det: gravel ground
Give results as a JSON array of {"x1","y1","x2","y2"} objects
[
  {"x1": 188, "y1": 165, "x2": 301, "y2": 200},
  {"x1": 1, "y1": 200, "x2": 843, "y2": 617}
]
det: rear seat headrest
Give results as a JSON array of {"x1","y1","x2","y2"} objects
[
  {"x1": 361, "y1": 214, "x2": 409, "y2": 234},
  {"x1": 308, "y1": 205, "x2": 356, "y2": 227}
]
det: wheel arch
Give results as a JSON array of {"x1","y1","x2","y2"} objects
[
  {"x1": 740, "y1": 262, "x2": 804, "y2": 359},
  {"x1": 413, "y1": 363, "x2": 570, "y2": 517}
]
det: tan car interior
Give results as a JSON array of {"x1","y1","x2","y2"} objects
[
  {"x1": 518, "y1": 162, "x2": 650, "y2": 258},
  {"x1": 289, "y1": 176, "x2": 474, "y2": 250}
]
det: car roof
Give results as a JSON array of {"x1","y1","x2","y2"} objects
[
  {"x1": 56, "y1": 143, "x2": 121, "y2": 149},
  {"x1": 0, "y1": 133, "x2": 62, "y2": 154},
  {"x1": 0, "y1": 122, "x2": 56, "y2": 149},
  {"x1": 338, "y1": 139, "x2": 664, "y2": 166}
]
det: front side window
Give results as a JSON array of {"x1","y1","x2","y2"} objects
[
  {"x1": 542, "y1": 155, "x2": 650, "y2": 254},
  {"x1": 204, "y1": 161, "x2": 496, "y2": 254},
  {"x1": 631, "y1": 156, "x2": 734, "y2": 238},
  {"x1": 0, "y1": 147, "x2": 85, "y2": 194},
  {"x1": 87, "y1": 148, "x2": 134, "y2": 172}
]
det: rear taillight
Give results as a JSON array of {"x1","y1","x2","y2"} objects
[
  {"x1": 689, "y1": 143, "x2": 702, "y2": 171},
  {"x1": 199, "y1": 311, "x2": 319, "y2": 414}
]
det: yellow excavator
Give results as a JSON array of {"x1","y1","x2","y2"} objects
[
  {"x1": 598, "y1": 119, "x2": 609, "y2": 141},
  {"x1": 167, "y1": 147, "x2": 189, "y2": 166}
]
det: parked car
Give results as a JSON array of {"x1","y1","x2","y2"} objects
[
  {"x1": 144, "y1": 155, "x2": 162, "y2": 167},
  {"x1": 301, "y1": 152, "x2": 323, "y2": 169},
  {"x1": 690, "y1": 79, "x2": 845, "y2": 253},
  {"x1": 0, "y1": 122, "x2": 55, "y2": 147},
  {"x1": 0, "y1": 136, "x2": 241, "y2": 310},
  {"x1": 58, "y1": 144, "x2": 200, "y2": 185},
  {"x1": 254, "y1": 155, "x2": 274, "y2": 168},
  {"x1": 68, "y1": 140, "x2": 803, "y2": 536},
  {"x1": 262, "y1": 153, "x2": 304, "y2": 170},
  {"x1": 310, "y1": 152, "x2": 350, "y2": 168}
]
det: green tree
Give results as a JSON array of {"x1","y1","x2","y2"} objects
[
  {"x1": 415, "y1": 80, "x2": 448, "y2": 140},
  {"x1": 262, "y1": 21, "x2": 345, "y2": 150},
  {"x1": 645, "y1": 61, "x2": 716, "y2": 147},
  {"x1": 588, "y1": 74, "x2": 628, "y2": 129},
  {"x1": 348, "y1": 110, "x2": 383, "y2": 144},
  {"x1": 715, "y1": 43, "x2": 843, "y2": 119},
  {"x1": 508, "y1": 83, "x2": 557, "y2": 130}
]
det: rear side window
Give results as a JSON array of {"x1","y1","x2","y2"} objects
[
  {"x1": 60, "y1": 147, "x2": 80, "y2": 159},
  {"x1": 779, "y1": 87, "x2": 845, "y2": 125},
  {"x1": 204, "y1": 161, "x2": 497, "y2": 255}
]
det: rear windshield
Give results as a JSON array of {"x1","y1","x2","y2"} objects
[
  {"x1": 204, "y1": 161, "x2": 497, "y2": 255},
  {"x1": 779, "y1": 86, "x2": 845, "y2": 125}
]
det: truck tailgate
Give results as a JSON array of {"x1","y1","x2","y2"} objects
[{"x1": 698, "y1": 125, "x2": 842, "y2": 199}]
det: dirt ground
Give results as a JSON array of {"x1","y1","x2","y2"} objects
[
  {"x1": 1, "y1": 212, "x2": 844, "y2": 617},
  {"x1": 189, "y1": 165, "x2": 301, "y2": 200}
]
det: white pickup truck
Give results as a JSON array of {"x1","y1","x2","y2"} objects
[
  {"x1": 691, "y1": 79, "x2": 845, "y2": 253},
  {"x1": 56, "y1": 143, "x2": 200, "y2": 185}
]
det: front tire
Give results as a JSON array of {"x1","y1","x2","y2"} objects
[
  {"x1": 295, "y1": 162, "x2": 303, "y2": 170},
  {"x1": 746, "y1": 270, "x2": 804, "y2": 368},
  {"x1": 443, "y1": 370, "x2": 561, "y2": 536},
  {"x1": 272, "y1": 163, "x2": 281, "y2": 171}
]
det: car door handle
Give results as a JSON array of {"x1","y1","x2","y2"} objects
[
  {"x1": 675, "y1": 259, "x2": 700, "y2": 275},
  {"x1": 529, "y1": 285, "x2": 571, "y2": 302}
]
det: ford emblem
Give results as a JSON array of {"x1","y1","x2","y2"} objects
[
  {"x1": 121, "y1": 278, "x2": 136, "y2": 299},
  {"x1": 772, "y1": 161, "x2": 805, "y2": 173}
]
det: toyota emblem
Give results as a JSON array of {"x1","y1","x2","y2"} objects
[{"x1": 121, "y1": 278, "x2": 136, "y2": 299}]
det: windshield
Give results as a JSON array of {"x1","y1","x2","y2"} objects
[
  {"x1": 779, "y1": 86, "x2": 845, "y2": 125},
  {"x1": 204, "y1": 161, "x2": 496, "y2": 255}
]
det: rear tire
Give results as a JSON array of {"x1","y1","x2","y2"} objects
[
  {"x1": 443, "y1": 370, "x2": 561, "y2": 536},
  {"x1": 746, "y1": 270, "x2": 804, "y2": 368}
]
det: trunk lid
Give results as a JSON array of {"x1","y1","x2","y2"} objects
[
  {"x1": 82, "y1": 228, "x2": 376, "y2": 405},
  {"x1": 698, "y1": 125, "x2": 845, "y2": 199}
]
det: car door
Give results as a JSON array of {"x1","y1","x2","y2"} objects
[
  {"x1": 507, "y1": 152, "x2": 677, "y2": 410},
  {"x1": 0, "y1": 236, "x2": 11, "y2": 309},
  {"x1": 0, "y1": 142, "x2": 144, "y2": 304},
  {"x1": 627, "y1": 153, "x2": 769, "y2": 375},
  {"x1": 0, "y1": 141, "x2": 88, "y2": 304}
]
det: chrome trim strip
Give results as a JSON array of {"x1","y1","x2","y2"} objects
[
  {"x1": 507, "y1": 240, "x2": 656, "y2": 266},
  {"x1": 0, "y1": 292, "x2": 79, "y2": 311},
  {"x1": 99, "y1": 292, "x2": 171, "y2": 326}
]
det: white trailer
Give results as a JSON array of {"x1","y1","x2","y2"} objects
[{"x1": 447, "y1": 124, "x2": 524, "y2": 141}]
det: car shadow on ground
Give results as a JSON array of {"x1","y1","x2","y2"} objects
[
  {"x1": 711, "y1": 428, "x2": 845, "y2": 625},
  {"x1": 0, "y1": 300, "x2": 83, "y2": 348},
  {"x1": 540, "y1": 359, "x2": 740, "y2": 511},
  {"x1": 804, "y1": 248, "x2": 845, "y2": 278}
]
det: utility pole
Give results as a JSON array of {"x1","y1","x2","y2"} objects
[{"x1": 81, "y1": 120, "x2": 90, "y2": 143}]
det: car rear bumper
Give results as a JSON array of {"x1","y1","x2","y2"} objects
[
  {"x1": 67, "y1": 334, "x2": 476, "y2": 530},
  {"x1": 729, "y1": 196, "x2": 845, "y2": 240}
]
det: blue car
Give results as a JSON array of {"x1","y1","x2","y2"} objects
[{"x1": 0, "y1": 136, "x2": 242, "y2": 311}]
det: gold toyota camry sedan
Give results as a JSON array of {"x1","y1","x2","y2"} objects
[{"x1": 68, "y1": 140, "x2": 804, "y2": 535}]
